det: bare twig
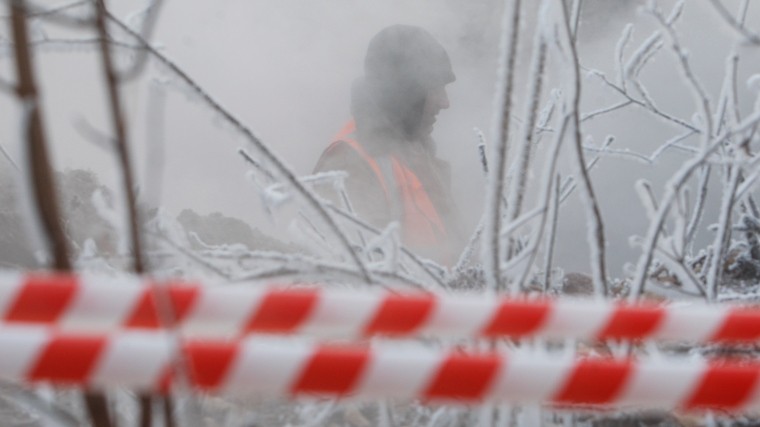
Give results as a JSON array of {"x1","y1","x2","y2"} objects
[
  {"x1": 569, "y1": 0, "x2": 582, "y2": 40},
  {"x1": 686, "y1": 169, "x2": 712, "y2": 251},
  {"x1": 615, "y1": 23, "x2": 633, "y2": 91},
  {"x1": 94, "y1": 0, "x2": 144, "y2": 273},
  {"x1": 118, "y1": 0, "x2": 164, "y2": 81},
  {"x1": 3, "y1": 0, "x2": 92, "y2": 26},
  {"x1": 649, "y1": 2, "x2": 713, "y2": 147},
  {"x1": 580, "y1": 100, "x2": 632, "y2": 122},
  {"x1": 10, "y1": 0, "x2": 71, "y2": 271},
  {"x1": 9, "y1": 2, "x2": 113, "y2": 425}
]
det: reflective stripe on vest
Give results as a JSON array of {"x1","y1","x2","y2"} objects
[{"x1": 327, "y1": 120, "x2": 447, "y2": 246}]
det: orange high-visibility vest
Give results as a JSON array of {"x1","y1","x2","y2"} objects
[{"x1": 324, "y1": 120, "x2": 447, "y2": 248}]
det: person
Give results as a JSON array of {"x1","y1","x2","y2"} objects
[{"x1": 314, "y1": 25, "x2": 464, "y2": 264}]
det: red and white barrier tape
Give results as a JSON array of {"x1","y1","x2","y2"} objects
[
  {"x1": 1, "y1": 325, "x2": 759, "y2": 411},
  {"x1": 2, "y1": 272, "x2": 759, "y2": 342}
]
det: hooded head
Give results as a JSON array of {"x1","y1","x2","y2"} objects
[{"x1": 356, "y1": 25, "x2": 455, "y2": 140}]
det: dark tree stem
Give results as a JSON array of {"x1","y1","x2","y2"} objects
[
  {"x1": 10, "y1": 1, "x2": 113, "y2": 426},
  {"x1": 10, "y1": 0, "x2": 70, "y2": 270}
]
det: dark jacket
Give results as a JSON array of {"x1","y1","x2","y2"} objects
[{"x1": 314, "y1": 81, "x2": 465, "y2": 264}]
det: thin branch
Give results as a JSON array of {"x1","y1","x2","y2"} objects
[
  {"x1": 505, "y1": 22, "x2": 548, "y2": 258},
  {"x1": 650, "y1": 3, "x2": 713, "y2": 146},
  {"x1": 651, "y1": 245, "x2": 707, "y2": 297},
  {"x1": 94, "y1": 0, "x2": 144, "y2": 273},
  {"x1": 580, "y1": 100, "x2": 632, "y2": 122},
  {"x1": 484, "y1": 0, "x2": 522, "y2": 293},
  {"x1": 542, "y1": 174, "x2": 561, "y2": 292},
  {"x1": 105, "y1": 12, "x2": 372, "y2": 283},
  {"x1": 10, "y1": 2, "x2": 112, "y2": 425},
  {"x1": 2, "y1": 0, "x2": 92, "y2": 26},
  {"x1": 706, "y1": 164, "x2": 741, "y2": 301},
  {"x1": 326, "y1": 204, "x2": 445, "y2": 290},
  {"x1": 10, "y1": 0, "x2": 71, "y2": 271},
  {"x1": 706, "y1": 0, "x2": 760, "y2": 45},
  {"x1": 117, "y1": 0, "x2": 164, "y2": 81},
  {"x1": 558, "y1": 0, "x2": 608, "y2": 297},
  {"x1": 569, "y1": 0, "x2": 583, "y2": 40},
  {"x1": 232, "y1": 252, "x2": 429, "y2": 291},
  {"x1": 156, "y1": 232, "x2": 231, "y2": 279},
  {"x1": 589, "y1": 70, "x2": 700, "y2": 133},
  {"x1": 452, "y1": 218, "x2": 483, "y2": 274},
  {"x1": 631, "y1": 109, "x2": 760, "y2": 298}
]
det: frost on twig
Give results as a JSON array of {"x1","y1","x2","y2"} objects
[
  {"x1": 105, "y1": 12, "x2": 373, "y2": 284},
  {"x1": 631, "y1": 109, "x2": 760, "y2": 298},
  {"x1": 504, "y1": 13, "x2": 548, "y2": 262},
  {"x1": 483, "y1": 0, "x2": 523, "y2": 294},
  {"x1": 706, "y1": 0, "x2": 760, "y2": 45},
  {"x1": 557, "y1": 0, "x2": 608, "y2": 297}
]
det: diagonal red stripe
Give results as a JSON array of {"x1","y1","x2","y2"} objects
[
  {"x1": 481, "y1": 299, "x2": 550, "y2": 337},
  {"x1": 682, "y1": 362, "x2": 760, "y2": 410},
  {"x1": 710, "y1": 308, "x2": 760, "y2": 343},
  {"x1": 124, "y1": 290, "x2": 159, "y2": 328},
  {"x1": 28, "y1": 334, "x2": 106, "y2": 384},
  {"x1": 243, "y1": 288, "x2": 318, "y2": 333},
  {"x1": 290, "y1": 346, "x2": 369, "y2": 396},
  {"x1": 423, "y1": 353, "x2": 501, "y2": 402},
  {"x1": 184, "y1": 341, "x2": 238, "y2": 390},
  {"x1": 596, "y1": 304, "x2": 665, "y2": 340},
  {"x1": 166, "y1": 283, "x2": 201, "y2": 321},
  {"x1": 553, "y1": 358, "x2": 632, "y2": 405},
  {"x1": 124, "y1": 283, "x2": 199, "y2": 328},
  {"x1": 362, "y1": 293, "x2": 435, "y2": 336},
  {"x1": 5, "y1": 274, "x2": 78, "y2": 323}
]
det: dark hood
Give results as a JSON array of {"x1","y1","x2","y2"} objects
[{"x1": 355, "y1": 25, "x2": 455, "y2": 141}]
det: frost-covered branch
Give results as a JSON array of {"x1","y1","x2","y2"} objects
[
  {"x1": 588, "y1": 69, "x2": 700, "y2": 133},
  {"x1": 118, "y1": 0, "x2": 164, "y2": 81},
  {"x1": 483, "y1": 0, "x2": 522, "y2": 293},
  {"x1": 542, "y1": 174, "x2": 561, "y2": 292},
  {"x1": 504, "y1": 14, "x2": 547, "y2": 258},
  {"x1": 649, "y1": 2, "x2": 713, "y2": 146},
  {"x1": 325, "y1": 204, "x2": 446, "y2": 290},
  {"x1": 631, "y1": 109, "x2": 760, "y2": 298},
  {"x1": 105, "y1": 12, "x2": 372, "y2": 283},
  {"x1": 706, "y1": 0, "x2": 760, "y2": 45},
  {"x1": 557, "y1": 0, "x2": 608, "y2": 297},
  {"x1": 706, "y1": 165, "x2": 741, "y2": 301}
]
